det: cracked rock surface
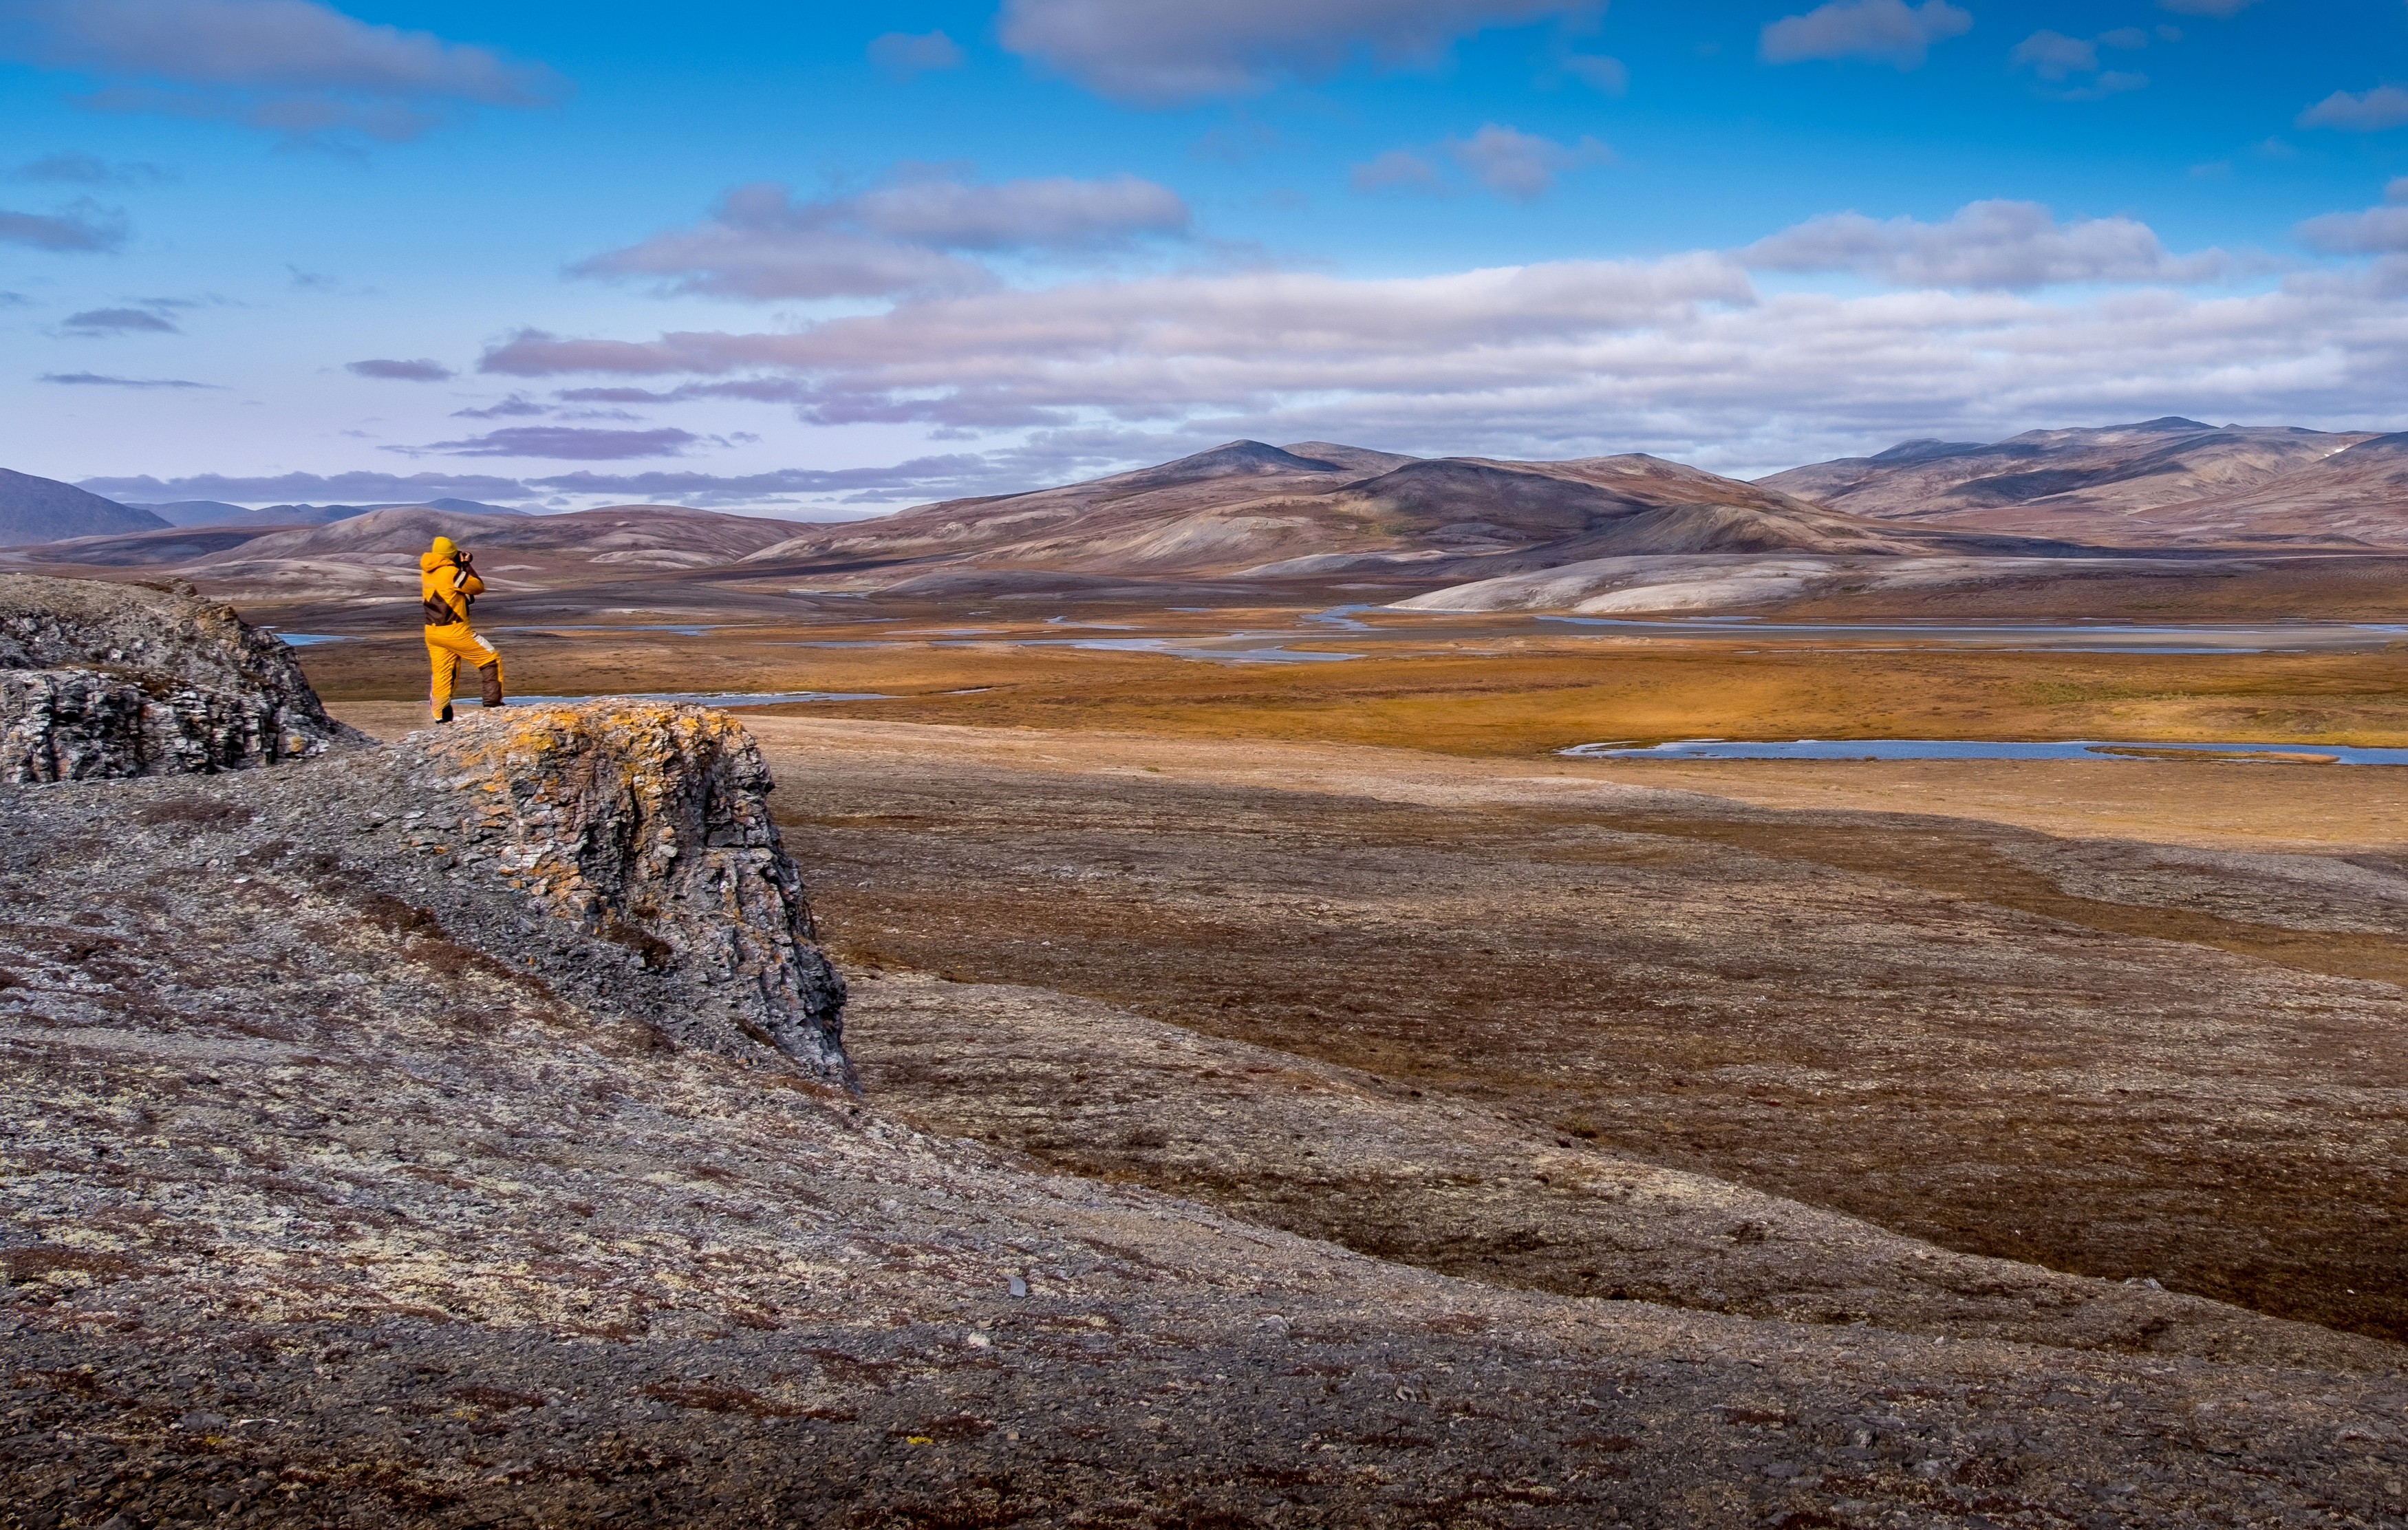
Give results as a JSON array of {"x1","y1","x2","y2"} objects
[
  {"x1": 398, "y1": 704, "x2": 849, "y2": 1082},
  {"x1": 0, "y1": 574, "x2": 365, "y2": 784}
]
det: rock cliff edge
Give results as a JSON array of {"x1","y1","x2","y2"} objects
[
  {"x1": 0, "y1": 572, "x2": 365, "y2": 784},
  {"x1": 389, "y1": 704, "x2": 852, "y2": 1083}
]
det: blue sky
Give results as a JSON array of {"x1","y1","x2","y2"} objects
[{"x1": 4, "y1": 0, "x2": 2407, "y2": 515}]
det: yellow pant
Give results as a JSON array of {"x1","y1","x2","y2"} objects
[{"x1": 425, "y1": 624, "x2": 503, "y2": 717}]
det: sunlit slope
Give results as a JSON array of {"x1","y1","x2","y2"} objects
[
  {"x1": 1763, "y1": 417, "x2": 2398, "y2": 546},
  {"x1": 742, "y1": 438, "x2": 2087, "y2": 583}
]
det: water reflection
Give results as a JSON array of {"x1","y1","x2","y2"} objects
[
  {"x1": 1534, "y1": 616, "x2": 2408, "y2": 653},
  {"x1": 1562, "y1": 737, "x2": 2408, "y2": 764}
]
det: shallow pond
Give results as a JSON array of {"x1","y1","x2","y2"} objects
[
  {"x1": 1534, "y1": 616, "x2": 2408, "y2": 653},
  {"x1": 1561, "y1": 737, "x2": 2408, "y2": 764}
]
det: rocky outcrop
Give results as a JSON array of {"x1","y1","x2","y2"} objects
[
  {"x1": 386, "y1": 703, "x2": 852, "y2": 1085},
  {"x1": 0, "y1": 572, "x2": 365, "y2": 784},
  {"x1": 0, "y1": 561, "x2": 847, "y2": 1075}
]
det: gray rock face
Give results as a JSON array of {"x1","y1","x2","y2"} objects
[
  {"x1": 0, "y1": 572, "x2": 366, "y2": 784},
  {"x1": 390, "y1": 703, "x2": 852, "y2": 1084}
]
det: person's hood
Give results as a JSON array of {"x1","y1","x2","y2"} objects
[{"x1": 420, "y1": 536, "x2": 458, "y2": 573}]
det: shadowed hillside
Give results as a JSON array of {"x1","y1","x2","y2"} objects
[
  {"x1": 0, "y1": 468, "x2": 166, "y2": 544},
  {"x1": 742, "y1": 439, "x2": 2093, "y2": 586}
]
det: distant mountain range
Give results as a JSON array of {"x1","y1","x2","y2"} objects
[
  {"x1": 0, "y1": 469, "x2": 168, "y2": 543},
  {"x1": 734, "y1": 439, "x2": 2086, "y2": 596},
  {"x1": 132, "y1": 497, "x2": 529, "y2": 528},
  {"x1": 1758, "y1": 417, "x2": 2398, "y2": 546},
  {"x1": 8, "y1": 417, "x2": 2404, "y2": 614},
  {"x1": 4, "y1": 502, "x2": 814, "y2": 599},
  {"x1": 0, "y1": 466, "x2": 538, "y2": 545}
]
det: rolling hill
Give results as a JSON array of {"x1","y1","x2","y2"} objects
[
  {"x1": 130, "y1": 497, "x2": 532, "y2": 529},
  {"x1": 1760, "y1": 418, "x2": 2395, "y2": 545},
  {"x1": 32, "y1": 433, "x2": 2320, "y2": 615},
  {"x1": 0, "y1": 468, "x2": 167, "y2": 543},
  {"x1": 6, "y1": 502, "x2": 815, "y2": 600},
  {"x1": 742, "y1": 439, "x2": 2090, "y2": 587}
]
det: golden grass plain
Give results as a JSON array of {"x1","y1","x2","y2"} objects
[
  {"x1": 290, "y1": 607, "x2": 2408, "y2": 757},
  {"x1": 312, "y1": 581, "x2": 2408, "y2": 1350}
]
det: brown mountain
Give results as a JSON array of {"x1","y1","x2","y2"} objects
[
  {"x1": 2117, "y1": 430, "x2": 2408, "y2": 545},
  {"x1": 1761, "y1": 417, "x2": 2392, "y2": 545},
  {"x1": 745, "y1": 439, "x2": 2087, "y2": 585}
]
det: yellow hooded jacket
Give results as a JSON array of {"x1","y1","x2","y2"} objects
[{"x1": 419, "y1": 537, "x2": 484, "y2": 628}]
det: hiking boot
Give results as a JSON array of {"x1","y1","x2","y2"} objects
[
  {"x1": 478, "y1": 662, "x2": 504, "y2": 709},
  {"x1": 435, "y1": 703, "x2": 455, "y2": 724}
]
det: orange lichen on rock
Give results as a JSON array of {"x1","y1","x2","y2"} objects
[{"x1": 403, "y1": 702, "x2": 850, "y2": 1086}]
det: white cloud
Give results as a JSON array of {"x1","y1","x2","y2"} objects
[
  {"x1": 2299, "y1": 86, "x2": 2408, "y2": 132},
  {"x1": 61, "y1": 305, "x2": 177, "y2": 334},
  {"x1": 347, "y1": 357, "x2": 455, "y2": 381},
  {"x1": 1351, "y1": 126, "x2": 1608, "y2": 202},
  {"x1": 2010, "y1": 30, "x2": 2097, "y2": 81},
  {"x1": 72, "y1": 457, "x2": 1112, "y2": 515},
  {"x1": 10, "y1": 150, "x2": 172, "y2": 184},
  {"x1": 2297, "y1": 179, "x2": 2408, "y2": 254},
  {"x1": 1759, "y1": 0, "x2": 1972, "y2": 70},
  {"x1": 1351, "y1": 149, "x2": 1448, "y2": 195},
  {"x1": 2012, "y1": 27, "x2": 2152, "y2": 98},
  {"x1": 0, "y1": 0, "x2": 566, "y2": 144},
  {"x1": 574, "y1": 170, "x2": 1193, "y2": 301},
  {"x1": 2065, "y1": 71, "x2": 2149, "y2": 100},
  {"x1": 1447, "y1": 123, "x2": 1611, "y2": 202},
  {"x1": 78, "y1": 468, "x2": 535, "y2": 503},
  {"x1": 1560, "y1": 53, "x2": 1627, "y2": 93},
  {"x1": 42, "y1": 370, "x2": 219, "y2": 389},
  {"x1": 852, "y1": 172, "x2": 1190, "y2": 249},
  {"x1": 998, "y1": 0, "x2": 1603, "y2": 105},
  {"x1": 392, "y1": 426, "x2": 703, "y2": 460},
  {"x1": 1742, "y1": 200, "x2": 2224, "y2": 290},
  {"x1": 479, "y1": 255, "x2": 1758, "y2": 432},
  {"x1": 467, "y1": 264, "x2": 2408, "y2": 475},
  {"x1": 444, "y1": 193, "x2": 2408, "y2": 478},
  {"x1": 517, "y1": 457, "x2": 1023, "y2": 508},
  {"x1": 866, "y1": 30, "x2": 964, "y2": 80},
  {"x1": 0, "y1": 197, "x2": 126, "y2": 251},
  {"x1": 451, "y1": 395, "x2": 547, "y2": 419}
]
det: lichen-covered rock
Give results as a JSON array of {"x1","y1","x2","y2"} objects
[
  {"x1": 0, "y1": 572, "x2": 365, "y2": 783},
  {"x1": 394, "y1": 702, "x2": 852, "y2": 1085}
]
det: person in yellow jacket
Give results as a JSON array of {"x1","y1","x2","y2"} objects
[{"x1": 419, "y1": 535, "x2": 504, "y2": 722}]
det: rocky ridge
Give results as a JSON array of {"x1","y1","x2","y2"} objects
[{"x1": 0, "y1": 573, "x2": 365, "y2": 784}]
